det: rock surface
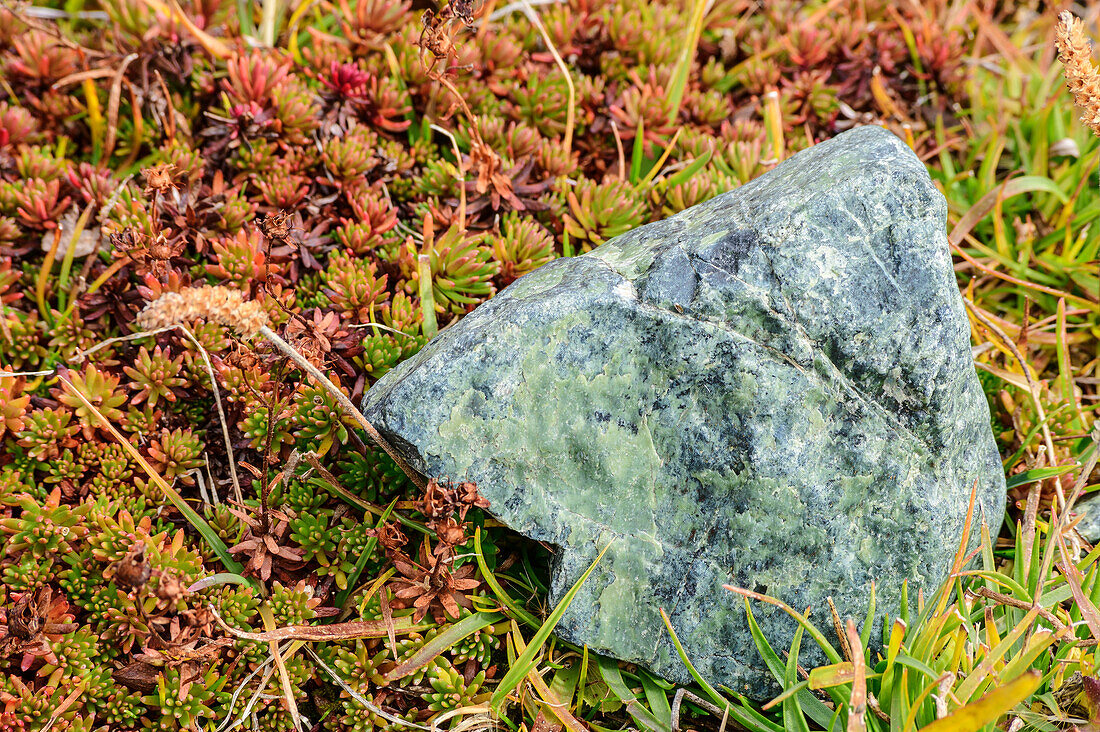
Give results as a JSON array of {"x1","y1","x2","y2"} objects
[
  {"x1": 1072, "y1": 497, "x2": 1100, "y2": 544},
  {"x1": 361, "y1": 125, "x2": 1005, "y2": 696}
]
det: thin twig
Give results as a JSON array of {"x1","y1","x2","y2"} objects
[
  {"x1": 969, "y1": 586, "x2": 1092, "y2": 643},
  {"x1": 258, "y1": 325, "x2": 427, "y2": 491},
  {"x1": 519, "y1": 0, "x2": 574, "y2": 154},
  {"x1": 827, "y1": 596, "x2": 853, "y2": 663},
  {"x1": 963, "y1": 298, "x2": 1058, "y2": 473},
  {"x1": 304, "y1": 646, "x2": 435, "y2": 731},
  {"x1": 670, "y1": 687, "x2": 725, "y2": 732},
  {"x1": 430, "y1": 124, "x2": 467, "y2": 230},
  {"x1": 177, "y1": 324, "x2": 243, "y2": 504}
]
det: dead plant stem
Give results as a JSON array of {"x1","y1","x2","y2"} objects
[{"x1": 257, "y1": 325, "x2": 427, "y2": 491}]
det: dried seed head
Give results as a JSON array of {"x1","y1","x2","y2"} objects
[
  {"x1": 136, "y1": 285, "x2": 270, "y2": 338},
  {"x1": 142, "y1": 162, "x2": 178, "y2": 195},
  {"x1": 113, "y1": 541, "x2": 151, "y2": 591},
  {"x1": 1056, "y1": 11, "x2": 1100, "y2": 136}
]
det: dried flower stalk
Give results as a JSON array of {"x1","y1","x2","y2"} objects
[
  {"x1": 1056, "y1": 11, "x2": 1100, "y2": 136},
  {"x1": 136, "y1": 285, "x2": 271, "y2": 337},
  {"x1": 137, "y1": 285, "x2": 428, "y2": 491}
]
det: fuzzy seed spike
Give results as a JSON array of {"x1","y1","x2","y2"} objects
[
  {"x1": 1056, "y1": 11, "x2": 1100, "y2": 137},
  {"x1": 136, "y1": 285, "x2": 270, "y2": 338}
]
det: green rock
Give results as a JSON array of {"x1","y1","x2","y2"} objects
[
  {"x1": 1071, "y1": 497, "x2": 1100, "y2": 544},
  {"x1": 362, "y1": 126, "x2": 1005, "y2": 697}
]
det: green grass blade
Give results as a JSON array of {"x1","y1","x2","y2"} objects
[
  {"x1": 630, "y1": 116, "x2": 646, "y2": 184},
  {"x1": 740, "y1": 599, "x2": 834, "y2": 727},
  {"x1": 334, "y1": 498, "x2": 397, "y2": 609},
  {"x1": 490, "y1": 541, "x2": 611, "y2": 713},
  {"x1": 473, "y1": 527, "x2": 541, "y2": 629},
  {"x1": 640, "y1": 673, "x2": 672, "y2": 730},
  {"x1": 385, "y1": 611, "x2": 504, "y2": 682},
  {"x1": 657, "y1": 608, "x2": 782, "y2": 732},
  {"x1": 665, "y1": 0, "x2": 707, "y2": 126},
  {"x1": 782, "y1": 622, "x2": 810, "y2": 732},
  {"x1": 664, "y1": 150, "x2": 713, "y2": 189},
  {"x1": 596, "y1": 656, "x2": 667, "y2": 731}
]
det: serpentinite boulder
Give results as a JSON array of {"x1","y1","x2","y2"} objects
[{"x1": 361, "y1": 125, "x2": 1005, "y2": 696}]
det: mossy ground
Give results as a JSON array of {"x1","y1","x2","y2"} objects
[{"x1": 0, "y1": 1, "x2": 1096, "y2": 731}]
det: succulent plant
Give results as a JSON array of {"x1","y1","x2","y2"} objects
[
  {"x1": 39, "y1": 627, "x2": 102, "y2": 687},
  {"x1": 123, "y1": 346, "x2": 188, "y2": 408},
  {"x1": 346, "y1": 181, "x2": 398, "y2": 236},
  {"x1": 356, "y1": 332, "x2": 405, "y2": 380},
  {"x1": 2, "y1": 552, "x2": 56, "y2": 590},
  {"x1": 333, "y1": 638, "x2": 390, "y2": 689},
  {"x1": 510, "y1": 71, "x2": 573, "y2": 137},
  {"x1": 291, "y1": 376, "x2": 351, "y2": 449},
  {"x1": 0, "y1": 372, "x2": 30, "y2": 440},
  {"x1": 1, "y1": 681, "x2": 70, "y2": 731},
  {"x1": 55, "y1": 364, "x2": 127, "y2": 437},
  {"x1": 12, "y1": 177, "x2": 71, "y2": 229},
  {"x1": 321, "y1": 250, "x2": 389, "y2": 321},
  {"x1": 0, "y1": 215, "x2": 20, "y2": 243},
  {"x1": 425, "y1": 662, "x2": 487, "y2": 712},
  {"x1": 216, "y1": 186, "x2": 256, "y2": 233},
  {"x1": 562, "y1": 177, "x2": 648, "y2": 251},
  {"x1": 206, "y1": 228, "x2": 275, "y2": 285},
  {"x1": 82, "y1": 442, "x2": 136, "y2": 498},
  {"x1": 7, "y1": 29, "x2": 80, "y2": 83},
  {"x1": 17, "y1": 408, "x2": 78, "y2": 461},
  {"x1": 240, "y1": 405, "x2": 294, "y2": 451},
  {"x1": 145, "y1": 428, "x2": 205, "y2": 486},
  {"x1": 338, "y1": 0, "x2": 411, "y2": 44},
  {"x1": 15, "y1": 144, "x2": 70, "y2": 181},
  {"x1": 268, "y1": 579, "x2": 320, "y2": 625},
  {"x1": 0, "y1": 101, "x2": 37, "y2": 147},
  {"x1": 224, "y1": 50, "x2": 291, "y2": 107},
  {"x1": 492, "y1": 213, "x2": 556, "y2": 285},
  {"x1": 0, "y1": 2, "x2": 1086, "y2": 730},
  {"x1": 402, "y1": 224, "x2": 500, "y2": 315},
  {"x1": 321, "y1": 516, "x2": 373, "y2": 588},
  {"x1": 46, "y1": 310, "x2": 102, "y2": 363},
  {"x1": 608, "y1": 76, "x2": 677, "y2": 157},
  {"x1": 272, "y1": 76, "x2": 322, "y2": 145},
  {"x1": 449, "y1": 613, "x2": 503, "y2": 666},
  {"x1": 0, "y1": 309, "x2": 46, "y2": 369},
  {"x1": 337, "y1": 447, "x2": 414, "y2": 502},
  {"x1": 322, "y1": 125, "x2": 379, "y2": 185},
  {"x1": 289, "y1": 510, "x2": 337, "y2": 566},
  {"x1": 142, "y1": 666, "x2": 227, "y2": 731},
  {"x1": 255, "y1": 170, "x2": 310, "y2": 209},
  {"x1": 1, "y1": 487, "x2": 90, "y2": 558},
  {"x1": 209, "y1": 584, "x2": 261, "y2": 627},
  {"x1": 121, "y1": 403, "x2": 161, "y2": 440},
  {"x1": 43, "y1": 449, "x2": 84, "y2": 485}
]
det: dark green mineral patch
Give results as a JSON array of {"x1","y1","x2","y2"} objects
[{"x1": 361, "y1": 125, "x2": 1005, "y2": 697}]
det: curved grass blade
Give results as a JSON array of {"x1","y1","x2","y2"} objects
[
  {"x1": 58, "y1": 374, "x2": 249, "y2": 582},
  {"x1": 781, "y1": 622, "x2": 810, "y2": 732},
  {"x1": 739, "y1": 598, "x2": 836, "y2": 727},
  {"x1": 385, "y1": 611, "x2": 504, "y2": 682},
  {"x1": 490, "y1": 542, "x2": 611, "y2": 714},
  {"x1": 334, "y1": 498, "x2": 397, "y2": 609},
  {"x1": 596, "y1": 655, "x2": 663, "y2": 730},
  {"x1": 474, "y1": 527, "x2": 541, "y2": 629}
]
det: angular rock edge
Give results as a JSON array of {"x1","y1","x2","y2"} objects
[{"x1": 361, "y1": 125, "x2": 1006, "y2": 697}]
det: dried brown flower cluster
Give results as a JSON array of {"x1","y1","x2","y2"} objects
[
  {"x1": 135, "y1": 285, "x2": 270, "y2": 337},
  {"x1": 373, "y1": 479, "x2": 491, "y2": 623},
  {"x1": 1056, "y1": 11, "x2": 1100, "y2": 136}
]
